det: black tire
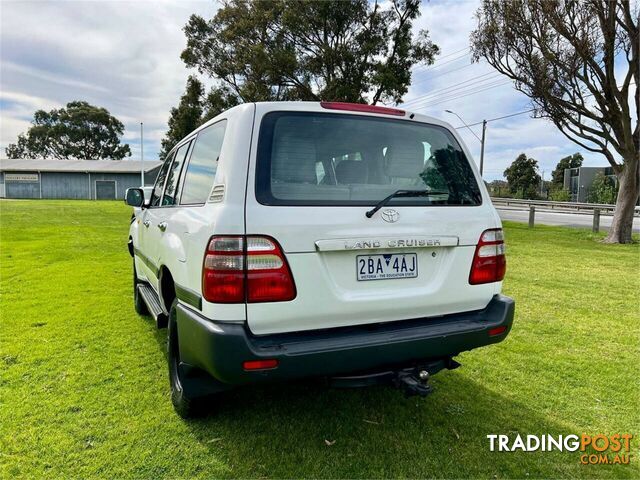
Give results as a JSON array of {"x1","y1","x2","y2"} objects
[
  {"x1": 168, "y1": 299, "x2": 203, "y2": 418},
  {"x1": 133, "y1": 261, "x2": 149, "y2": 316}
]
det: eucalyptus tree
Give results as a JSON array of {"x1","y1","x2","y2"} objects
[
  {"x1": 471, "y1": 0, "x2": 638, "y2": 243},
  {"x1": 6, "y1": 101, "x2": 131, "y2": 160}
]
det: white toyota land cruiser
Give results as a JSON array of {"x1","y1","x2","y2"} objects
[{"x1": 126, "y1": 101, "x2": 515, "y2": 418}]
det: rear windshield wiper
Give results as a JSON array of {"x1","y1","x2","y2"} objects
[{"x1": 365, "y1": 189, "x2": 449, "y2": 218}]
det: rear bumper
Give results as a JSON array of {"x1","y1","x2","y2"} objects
[{"x1": 176, "y1": 294, "x2": 515, "y2": 386}]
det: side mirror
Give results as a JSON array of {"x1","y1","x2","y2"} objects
[{"x1": 125, "y1": 188, "x2": 144, "y2": 207}]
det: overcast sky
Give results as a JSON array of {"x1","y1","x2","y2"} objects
[{"x1": 0, "y1": 0, "x2": 612, "y2": 181}]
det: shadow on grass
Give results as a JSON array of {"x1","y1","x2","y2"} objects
[{"x1": 150, "y1": 328, "x2": 634, "y2": 479}]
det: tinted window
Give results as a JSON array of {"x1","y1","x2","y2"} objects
[
  {"x1": 180, "y1": 121, "x2": 227, "y2": 205},
  {"x1": 162, "y1": 141, "x2": 191, "y2": 206},
  {"x1": 256, "y1": 112, "x2": 481, "y2": 206},
  {"x1": 150, "y1": 152, "x2": 174, "y2": 207}
]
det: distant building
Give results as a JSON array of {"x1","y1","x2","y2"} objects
[
  {"x1": 563, "y1": 166, "x2": 617, "y2": 203},
  {"x1": 0, "y1": 159, "x2": 161, "y2": 200}
]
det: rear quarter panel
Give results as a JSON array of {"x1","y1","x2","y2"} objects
[{"x1": 165, "y1": 103, "x2": 256, "y2": 322}]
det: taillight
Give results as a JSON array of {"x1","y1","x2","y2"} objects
[
  {"x1": 202, "y1": 236, "x2": 245, "y2": 303},
  {"x1": 202, "y1": 235, "x2": 296, "y2": 303},
  {"x1": 469, "y1": 228, "x2": 506, "y2": 285},
  {"x1": 245, "y1": 237, "x2": 296, "y2": 302}
]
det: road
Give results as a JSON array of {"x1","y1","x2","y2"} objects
[{"x1": 497, "y1": 207, "x2": 640, "y2": 233}]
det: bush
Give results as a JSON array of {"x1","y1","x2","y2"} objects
[
  {"x1": 549, "y1": 188, "x2": 571, "y2": 202},
  {"x1": 512, "y1": 187, "x2": 540, "y2": 200},
  {"x1": 587, "y1": 173, "x2": 618, "y2": 204},
  {"x1": 490, "y1": 188, "x2": 515, "y2": 198}
]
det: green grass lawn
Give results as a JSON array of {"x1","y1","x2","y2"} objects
[{"x1": 1, "y1": 200, "x2": 638, "y2": 479}]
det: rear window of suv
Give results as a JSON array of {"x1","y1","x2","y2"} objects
[{"x1": 256, "y1": 112, "x2": 482, "y2": 206}]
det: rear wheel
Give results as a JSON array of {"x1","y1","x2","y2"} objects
[
  {"x1": 133, "y1": 260, "x2": 149, "y2": 315},
  {"x1": 168, "y1": 299, "x2": 212, "y2": 418}
]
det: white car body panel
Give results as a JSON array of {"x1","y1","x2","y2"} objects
[
  {"x1": 129, "y1": 101, "x2": 503, "y2": 334},
  {"x1": 242, "y1": 103, "x2": 501, "y2": 335}
]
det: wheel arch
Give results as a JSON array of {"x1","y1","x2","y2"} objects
[{"x1": 158, "y1": 266, "x2": 177, "y2": 313}]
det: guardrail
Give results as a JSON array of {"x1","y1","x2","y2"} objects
[
  {"x1": 490, "y1": 197, "x2": 640, "y2": 232},
  {"x1": 490, "y1": 197, "x2": 640, "y2": 216}
]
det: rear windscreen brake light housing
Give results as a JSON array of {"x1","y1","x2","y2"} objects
[
  {"x1": 469, "y1": 228, "x2": 506, "y2": 285},
  {"x1": 320, "y1": 101, "x2": 405, "y2": 117},
  {"x1": 202, "y1": 235, "x2": 296, "y2": 303}
]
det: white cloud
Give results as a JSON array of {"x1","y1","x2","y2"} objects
[
  {"x1": 0, "y1": 0, "x2": 624, "y2": 175},
  {"x1": 1, "y1": 0, "x2": 216, "y2": 160}
]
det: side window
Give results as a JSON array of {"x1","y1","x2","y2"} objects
[
  {"x1": 180, "y1": 120, "x2": 227, "y2": 205},
  {"x1": 150, "y1": 152, "x2": 175, "y2": 207},
  {"x1": 161, "y1": 141, "x2": 191, "y2": 206}
]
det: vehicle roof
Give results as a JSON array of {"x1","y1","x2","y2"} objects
[{"x1": 194, "y1": 101, "x2": 457, "y2": 137}]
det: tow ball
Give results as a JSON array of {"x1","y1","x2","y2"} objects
[{"x1": 394, "y1": 369, "x2": 433, "y2": 398}]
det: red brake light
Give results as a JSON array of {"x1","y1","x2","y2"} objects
[
  {"x1": 245, "y1": 236, "x2": 296, "y2": 302},
  {"x1": 320, "y1": 101, "x2": 405, "y2": 117},
  {"x1": 469, "y1": 228, "x2": 506, "y2": 285},
  {"x1": 202, "y1": 235, "x2": 245, "y2": 303},
  {"x1": 202, "y1": 235, "x2": 296, "y2": 303}
]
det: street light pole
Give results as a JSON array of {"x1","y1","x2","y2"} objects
[
  {"x1": 445, "y1": 110, "x2": 486, "y2": 177},
  {"x1": 140, "y1": 122, "x2": 144, "y2": 186},
  {"x1": 479, "y1": 119, "x2": 486, "y2": 176}
]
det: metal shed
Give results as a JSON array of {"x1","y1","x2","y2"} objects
[{"x1": 0, "y1": 159, "x2": 162, "y2": 200}]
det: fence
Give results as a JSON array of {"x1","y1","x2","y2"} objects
[
  {"x1": 490, "y1": 197, "x2": 640, "y2": 232},
  {"x1": 491, "y1": 197, "x2": 640, "y2": 216}
]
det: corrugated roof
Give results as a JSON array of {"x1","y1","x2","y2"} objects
[{"x1": 0, "y1": 158, "x2": 162, "y2": 173}]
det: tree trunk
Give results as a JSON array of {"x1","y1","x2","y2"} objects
[{"x1": 605, "y1": 156, "x2": 640, "y2": 244}]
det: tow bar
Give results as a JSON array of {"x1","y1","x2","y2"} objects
[
  {"x1": 329, "y1": 357, "x2": 461, "y2": 397},
  {"x1": 394, "y1": 370, "x2": 433, "y2": 397}
]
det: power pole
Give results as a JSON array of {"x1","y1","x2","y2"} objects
[
  {"x1": 479, "y1": 120, "x2": 487, "y2": 176},
  {"x1": 140, "y1": 122, "x2": 144, "y2": 186}
]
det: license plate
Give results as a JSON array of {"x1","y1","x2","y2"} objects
[{"x1": 356, "y1": 253, "x2": 418, "y2": 281}]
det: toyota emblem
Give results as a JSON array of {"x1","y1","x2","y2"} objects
[{"x1": 381, "y1": 209, "x2": 400, "y2": 223}]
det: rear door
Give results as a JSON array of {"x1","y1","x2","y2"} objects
[
  {"x1": 146, "y1": 139, "x2": 193, "y2": 280},
  {"x1": 245, "y1": 104, "x2": 500, "y2": 335},
  {"x1": 138, "y1": 151, "x2": 174, "y2": 285}
]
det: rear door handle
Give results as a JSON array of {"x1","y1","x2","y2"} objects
[
  {"x1": 143, "y1": 220, "x2": 151, "y2": 228},
  {"x1": 157, "y1": 221, "x2": 168, "y2": 232}
]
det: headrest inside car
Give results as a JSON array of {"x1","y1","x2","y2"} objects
[
  {"x1": 335, "y1": 160, "x2": 368, "y2": 184},
  {"x1": 384, "y1": 141, "x2": 425, "y2": 179},
  {"x1": 272, "y1": 134, "x2": 318, "y2": 184}
]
